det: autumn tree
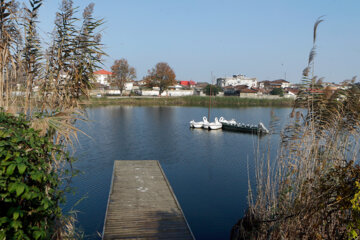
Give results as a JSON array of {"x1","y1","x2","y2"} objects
[
  {"x1": 144, "y1": 62, "x2": 176, "y2": 95},
  {"x1": 111, "y1": 58, "x2": 136, "y2": 95}
]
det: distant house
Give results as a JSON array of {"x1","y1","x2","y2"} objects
[
  {"x1": 283, "y1": 88, "x2": 299, "y2": 98},
  {"x1": 193, "y1": 82, "x2": 208, "y2": 96},
  {"x1": 223, "y1": 86, "x2": 236, "y2": 96},
  {"x1": 134, "y1": 80, "x2": 147, "y2": 86},
  {"x1": 217, "y1": 74, "x2": 257, "y2": 88},
  {"x1": 271, "y1": 79, "x2": 290, "y2": 88},
  {"x1": 124, "y1": 81, "x2": 134, "y2": 91},
  {"x1": 93, "y1": 69, "x2": 113, "y2": 86},
  {"x1": 258, "y1": 79, "x2": 290, "y2": 91},
  {"x1": 285, "y1": 88, "x2": 300, "y2": 96},
  {"x1": 239, "y1": 88, "x2": 258, "y2": 97},
  {"x1": 169, "y1": 84, "x2": 184, "y2": 90},
  {"x1": 252, "y1": 87, "x2": 263, "y2": 95},
  {"x1": 179, "y1": 80, "x2": 196, "y2": 88},
  {"x1": 223, "y1": 85, "x2": 248, "y2": 96},
  {"x1": 256, "y1": 88, "x2": 268, "y2": 95},
  {"x1": 258, "y1": 80, "x2": 271, "y2": 89}
]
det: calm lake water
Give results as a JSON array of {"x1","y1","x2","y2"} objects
[{"x1": 64, "y1": 105, "x2": 292, "y2": 240}]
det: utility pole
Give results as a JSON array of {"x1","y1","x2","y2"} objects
[{"x1": 208, "y1": 72, "x2": 213, "y2": 121}]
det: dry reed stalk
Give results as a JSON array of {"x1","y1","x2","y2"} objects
[
  {"x1": 232, "y1": 17, "x2": 360, "y2": 239},
  {"x1": 0, "y1": 0, "x2": 104, "y2": 238}
]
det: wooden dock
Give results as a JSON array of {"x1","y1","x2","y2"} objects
[{"x1": 102, "y1": 160, "x2": 194, "y2": 240}]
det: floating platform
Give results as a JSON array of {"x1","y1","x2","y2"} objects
[
  {"x1": 102, "y1": 160, "x2": 194, "y2": 240},
  {"x1": 221, "y1": 122, "x2": 269, "y2": 135}
]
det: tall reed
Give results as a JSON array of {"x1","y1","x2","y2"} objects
[
  {"x1": 231, "y1": 17, "x2": 360, "y2": 239},
  {"x1": 0, "y1": 0, "x2": 105, "y2": 238}
]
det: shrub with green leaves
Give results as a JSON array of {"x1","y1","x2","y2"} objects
[
  {"x1": 349, "y1": 181, "x2": 360, "y2": 239},
  {"x1": 203, "y1": 84, "x2": 222, "y2": 96},
  {"x1": 269, "y1": 88, "x2": 284, "y2": 96},
  {"x1": 0, "y1": 112, "x2": 70, "y2": 239}
]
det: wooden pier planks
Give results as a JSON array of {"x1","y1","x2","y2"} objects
[{"x1": 102, "y1": 160, "x2": 194, "y2": 240}]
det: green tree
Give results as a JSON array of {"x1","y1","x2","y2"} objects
[
  {"x1": 144, "y1": 62, "x2": 176, "y2": 95},
  {"x1": 204, "y1": 84, "x2": 221, "y2": 96},
  {"x1": 270, "y1": 87, "x2": 284, "y2": 96}
]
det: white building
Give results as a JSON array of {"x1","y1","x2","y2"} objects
[
  {"x1": 271, "y1": 79, "x2": 290, "y2": 88},
  {"x1": 258, "y1": 79, "x2": 290, "y2": 89},
  {"x1": 93, "y1": 69, "x2": 113, "y2": 86},
  {"x1": 124, "y1": 82, "x2": 134, "y2": 91},
  {"x1": 216, "y1": 74, "x2": 257, "y2": 88}
]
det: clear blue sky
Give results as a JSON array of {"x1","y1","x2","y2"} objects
[{"x1": 35, "y1": 0, "x2": 360, "y2": 83}]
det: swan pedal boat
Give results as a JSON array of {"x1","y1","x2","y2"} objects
[
  {"x1": 190, "y1": 117, "x2": 222, "y2": 130},
  {"x1": 190, "y1": 116, "x2": 208, "y2": 128},
  {"x1": 206, "y1": 117, "x2": 222, "y2": 130}
]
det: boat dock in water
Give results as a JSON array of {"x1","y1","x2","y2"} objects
[{"x1": 102, "y1": 160, "x2": 194, "y2": 240}]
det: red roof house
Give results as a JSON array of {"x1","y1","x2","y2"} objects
[
  {"x1": 240, "y1": 88, "x2": 258, "y2": 93},
  {"x1": 180, "y1": 80, "x2": 196, "y2": 86},
  {"x1": 93, "y1": 69, "x2": 113, "y2": 86},
  {"x1": 94, "y1": 69, "x2": 113, "y2": 75}
]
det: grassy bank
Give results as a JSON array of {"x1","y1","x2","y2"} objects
[{"x1": 83, "y1": 96, "x2": 294, "y2": 107}]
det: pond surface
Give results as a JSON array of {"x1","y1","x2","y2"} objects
[{"x1": 64, "y1": 106, "x2": 292, "y2": 240}]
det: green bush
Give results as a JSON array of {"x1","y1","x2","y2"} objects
[
  {"x1": 0, "y1": 112, "x2": 70, "y2": 239},
  {"x1": 203, "y1": 84, "x2": 222, "y2": 96},
  {"x1": 349, "y1": 181, "x2": 360, "y2": 239},
  {"x1": 270, "y1": 88, "x2": 284, "y2": 96}
]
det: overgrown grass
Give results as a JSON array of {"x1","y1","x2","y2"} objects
[{"x1": 84, "y1": 96, "x2": 294, "y2": 107}]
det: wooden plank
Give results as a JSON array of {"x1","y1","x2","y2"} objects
[{"x1": 102, "y1": 160, "x2": 194, "y2": 240}]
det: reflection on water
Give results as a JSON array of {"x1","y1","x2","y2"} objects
[
  {"x1": 190, "y1": 128, "x2": 224, "y2": 136},
  {"x1": 66, "y1": 106, "x2": 291, "y2": 240}
]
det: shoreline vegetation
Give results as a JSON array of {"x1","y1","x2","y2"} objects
[
  {"x1": 83, "y1": 96, "x2": 295, "y2": 107},
  {"x1": 231, "y1": 18, "x2": 360, "y2": 239},
  {"x1": 0, "y1": 0, "x2": 104, "y2": 238}
]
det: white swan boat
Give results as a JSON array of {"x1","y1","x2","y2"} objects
[
  {"x1": 190, "y1": 116, "x2": 208, "y2": 128},
  {"x1": 190, "y1": 116, "x2": 222, "y2": 130},
  {"x1": 204, "y1": 117, "x2": 222, "y2": 130}
]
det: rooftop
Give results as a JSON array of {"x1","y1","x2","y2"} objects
[
  {"x1": 94, "y1": 69, "x2": 113, "y2": 75},
  {"x1": 240, "y1": 88, "x2": 258, "y2": 93}
]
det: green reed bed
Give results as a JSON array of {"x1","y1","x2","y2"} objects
[{"x1": 85, "y1": 96, "x2": 294, "y2": 107}]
